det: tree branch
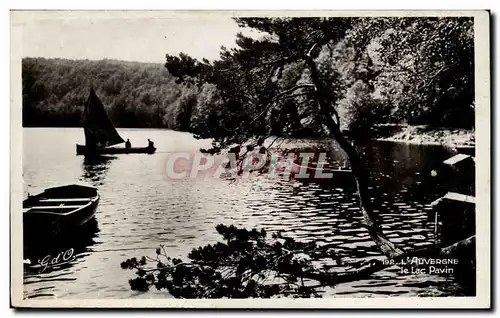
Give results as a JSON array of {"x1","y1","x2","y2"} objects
[
  {"x1": 249, "y1": 84, "x2": 315, "y2": 125},
  {"x1": 416, "y1": 62, "x2": 458, "y2": 93},
  {"x1": 269, "y1": 85, "x2": 315, "y2": 104},
  {"x1": 274, "y1": 92, "x2": 311, "y2": 102},
  {"x1": 307, "y1": 42, "x2": 320, "y2": 58},
  {"x1": 257, "y1": 56, "x2": 298, "y2": 67}
]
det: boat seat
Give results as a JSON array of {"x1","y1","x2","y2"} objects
[
  {"x1": 39, "y1": 198, "x2": 92, "y2": 202},
  {"x1": 30, "y1": 205, "x2": 84, "y2": 209}
]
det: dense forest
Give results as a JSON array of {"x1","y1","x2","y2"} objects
[
  {"x1": 23, "y1": 16, "x2": 474, "y2": 140},
  {"x1": 22, "y1": 58, "x2": 197, "y2": 130}
]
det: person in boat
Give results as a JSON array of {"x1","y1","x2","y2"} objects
[
  {"x1": 225, "y1": 145, "x2": 241, "y2": 169},
  {"x1": 257, "y1": 137, "x2": 266, "y2": 146},
  {"x1": 125, "y1": 139, "x2": 131, "y2": 149},
  {"x1": 228, "y1": 145, "x2": 241, "y2": 159},
  {"x1": 147, "y1": 138, "x2": 154, "y2": 149}
]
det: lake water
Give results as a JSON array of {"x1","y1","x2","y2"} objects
[{"x1": 21, "y1": 128, "x2": 466, "y2": 299}]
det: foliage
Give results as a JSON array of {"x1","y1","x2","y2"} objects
[
  {"x1": 120, "y1": 17, "x2": 476, "y2": 297},
  {"x1": 163, "y1": 17, "x2": 474, "y2": 147},
  {"x1": 165, "y1": 17, "x2": 354, "y2": 149},
  {"x1": 23, "y1": 17, "x2": 474, "y2": 134},
  {"x1": 121, "y1": 224, "x2": 338, "y2": 298},
  {"x1": 22, "y1": 57, "x2": 196, "y2": 129},
  {"x1": 333, "y1": 17, "x2": 475, "y2": 130}
]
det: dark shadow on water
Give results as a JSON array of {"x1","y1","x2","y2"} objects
[
  {"x1": 23, "y1": 217, "x2": 100, "y2": 275},
  {"x1": 265, "y1": 141, "x2": 474, "y2": 295},
  {"x1": 282, "y1": 141, "x2": 454, "y2": 202},
  {"x1": 80, "y1": 155, "x2": 117, "y2": 186},
  {"x1": 361, "y1": 141, "x2": 454, "y2": 202}
]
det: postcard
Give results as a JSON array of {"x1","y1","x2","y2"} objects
[{"x1": 10, "y1": 10, "x2": 490, "y2": 308}]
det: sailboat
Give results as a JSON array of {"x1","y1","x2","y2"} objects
[{"x1": 76, "y1": 87, "x2": 156, "y2": 155}]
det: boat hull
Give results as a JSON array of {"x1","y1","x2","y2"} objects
[
  {"x1": 76, "y1": 144, "x2": 156, "y2": 155},
  {"x1": 23, "y1": 185, "x2": 100, "y2": 240},
  {"x1": 24, "y1": 199, "x2": 99, "y2": 228}
]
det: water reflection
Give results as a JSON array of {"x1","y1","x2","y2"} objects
[
  {"x1": 24, "y1": 217, "x2": 100, "y2": 268},
  {"x1": 80, "y1": 155, "x2": 117, "y2": 186},
  {"x1": 23, "y1": 128, "x2": 471, "y2": 298},
  {"x1": 23, "y1": 218, "x2": 100, "y2": 299},
  {"x1": 361, "y1": 142, "x2": 452, "y2": 202}
]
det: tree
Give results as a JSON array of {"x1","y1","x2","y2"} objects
[
  {"x1": 122, "y1": 17, "x2": 475, "y2": 298},
  {"x1": 122, "y1": 225, "x2": 334, "y2": 298},
  {"x1": 334, "y1": 17, "x2": 474, "y2": 128}
]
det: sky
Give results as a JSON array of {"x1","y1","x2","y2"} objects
[{"x1": 16, "y1": 11, "x2": 257, "y2": 63}]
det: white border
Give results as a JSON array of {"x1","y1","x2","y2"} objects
[{"x1": 9, "y1": 9, "x2": 491, "y2": 309}]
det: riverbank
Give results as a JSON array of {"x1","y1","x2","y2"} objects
[{"x1": 375, "y1": 125, "x2": 475, "y2": 148}]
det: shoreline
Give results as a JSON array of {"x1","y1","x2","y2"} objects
[
  {"x1": 374, "y1": 126, "x2": 475, "y2": 148},
  {"x1": 22, "y1": 126, "x2": 476, "y2": 150}
]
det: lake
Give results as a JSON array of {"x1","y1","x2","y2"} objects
[{"x1": 21, "y1": 127, "x2": 465, "y2": 299}]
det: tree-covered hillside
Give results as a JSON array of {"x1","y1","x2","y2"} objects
[
  {"x1": 22, "y1": 57, "x2": 196, "y2": 130},
  {"x1": 163, "y1": 17, "x2": 474, "y2": 144},
  {"x1": 23, "y1": 17, "x2": 474, "y2": 136}
]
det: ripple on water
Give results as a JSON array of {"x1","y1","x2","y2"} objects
[{"x1": 22, "y1": 128, "x2": 460, "y2": 299}]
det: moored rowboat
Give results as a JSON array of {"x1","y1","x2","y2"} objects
[{"x1": 23, "y1": 185, "x2": 100, "y2": 234}]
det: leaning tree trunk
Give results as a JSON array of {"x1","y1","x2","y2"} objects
[
  {"x1": 304, "y1": 55, "x2": 404, "y2": 259},
  {"x1": 328, "y1": 122, "x2": 404, "y2": 258},
  {"x1": 300, "y1": 53, "x2": 475, "y2": 293}
]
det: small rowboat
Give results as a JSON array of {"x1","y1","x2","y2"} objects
[{"x1": 23, "y1": 185, "x2": 100, "y2": 234}]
